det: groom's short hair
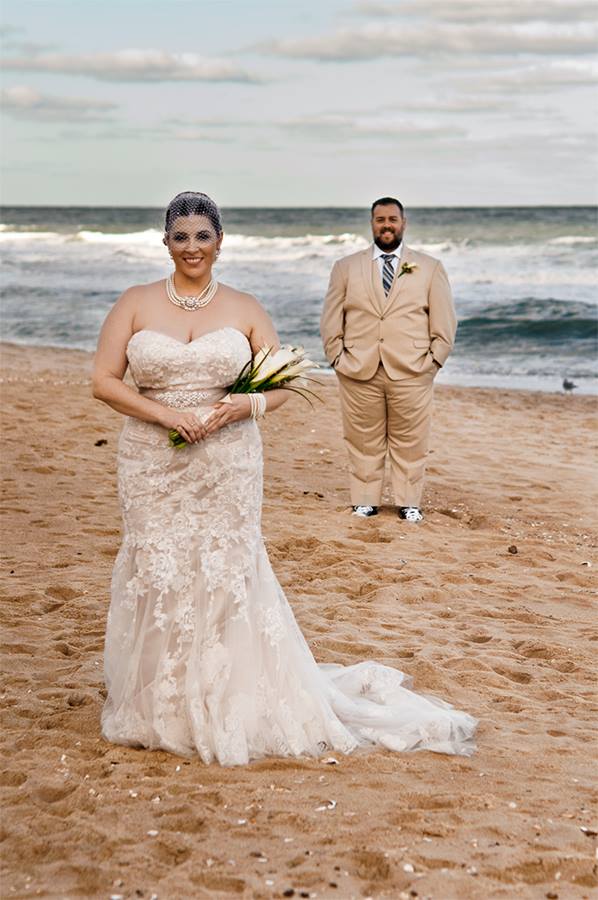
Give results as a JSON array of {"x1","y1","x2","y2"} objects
[{"x1": 371, "y1": 197, "x2": 404, "y2": 216}]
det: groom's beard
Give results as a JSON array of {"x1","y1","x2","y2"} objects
[{"x1": 373, "y1": 228, "x2": 404, "y2": 253}]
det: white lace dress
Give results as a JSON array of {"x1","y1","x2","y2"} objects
[{"x1": 102, "y1": 327, "x2": 477, "y2": 765}]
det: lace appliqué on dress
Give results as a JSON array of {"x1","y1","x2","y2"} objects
[{"x1": 101, "y1": 328, "x2": 478, "y2": 764}]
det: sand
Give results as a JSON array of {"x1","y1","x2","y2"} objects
[{"x1": 1, "y1": 341, "x2": 597, "y2": 900}]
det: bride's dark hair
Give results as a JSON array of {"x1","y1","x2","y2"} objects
[{"x1": 164, "y1": 191, "x2": 223, "y2": 236}]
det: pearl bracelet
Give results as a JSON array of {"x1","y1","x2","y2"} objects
[{"x1": 249, "y1": 392, "x2": 266, "y2": 420}]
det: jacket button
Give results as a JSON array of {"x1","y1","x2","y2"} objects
[
  {"x1": 379, "y1": 338, "x2": 384, "y2": 343},
  {"x1": 380, "y1": 315, "x2": 385, "y2": 320}
]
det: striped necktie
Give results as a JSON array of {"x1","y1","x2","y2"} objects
[{"x1": 381, "y1": 254, "x2": 395, "y2": 295}]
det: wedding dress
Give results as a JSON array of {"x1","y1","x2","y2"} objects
[{"x1": 102, "y1": 327, "x2": 477, "y2": 764}]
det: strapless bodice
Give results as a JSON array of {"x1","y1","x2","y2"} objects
[
  {"x1": 107, "y1": 324, "x2": 478, "y2": 766},
  {"x1": 126, "y1": 328, "x2": 252, "y2": 406}
]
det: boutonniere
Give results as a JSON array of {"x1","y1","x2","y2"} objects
[{"x1": 397, "y1": 261, "x2": 417, "y2": 278}]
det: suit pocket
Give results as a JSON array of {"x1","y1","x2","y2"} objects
[
  {"x1": 413, "y1": 340, "x2": 430, "y2": 349},
  {"x1": 343, "y1": 342, "x2": 355, "y2": 349}
]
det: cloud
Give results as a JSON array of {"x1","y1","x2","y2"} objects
[
  {"x1": 1, "y1": 49, "x2": 261, "y2": 83},
  {"x1": 459, "y1": 61, "x2": 598, "y2": 93},
  {"x1": 164, "y1": 117, "x2": 255, "y2": 129},
  {"x1": 278, "y1": 113, "x2": 464, "y2": 141},
  {"x1": 353, "y1": 0, "x2": 598, "y2": 23},
  {"x1": 258, "y1": 22, "x2": 597, "y2": 62},
  {"x1": 383, "y1": 97, "x2": 505, "y2": 114},
  {"x1": 43, "y1": 121, "x2": 240, "y2": 143},
  {"x1": 0, "y1": 86, "x2": 117, "y2": 122},
  {"x1": 165, "y1": 131, "x2": 235, "y2": 143},
  {"x1": 161, "y1": 112, "x2": 463, "y2": 142},
  {"x1": 55, "y1": 125, "x2": 169, "y2": 141},
  {"x1": 449, "y1": 130, "x2": 597, "y2": 161}
]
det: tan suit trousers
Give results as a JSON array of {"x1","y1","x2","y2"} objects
[{"x1": 336, "y1": 365, "x2": 435, "y2": 508}]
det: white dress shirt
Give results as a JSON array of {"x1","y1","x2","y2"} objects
[{"x1": 372, "y1": 242, "x2": 403, "y2": 281}]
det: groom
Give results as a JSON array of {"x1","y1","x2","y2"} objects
[{"x1": 320, "y1": 197, "x2": 457, "y2": 522}]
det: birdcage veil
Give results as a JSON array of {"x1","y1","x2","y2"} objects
[{"x1": 164, "y1": 191, "x2": 223, "y2": 237}]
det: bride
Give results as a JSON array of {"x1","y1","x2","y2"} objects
[{"x1": 92, "y1": 191, "x2": 477, "y2": 765}]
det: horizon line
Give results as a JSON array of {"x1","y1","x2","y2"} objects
[{"x1": 1, "y1": 203, "x2": 597, "y2": 211}]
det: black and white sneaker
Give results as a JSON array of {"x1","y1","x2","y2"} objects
[
  {"x1": 352, "y1": 505, "x2": 379, "y2": 517},
  {"x1": 398, "y1": 506, "x2": 423, "y2": 522}
]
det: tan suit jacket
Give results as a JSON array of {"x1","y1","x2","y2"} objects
[{"x1": 320, "y1": 244, "x2": 457, "y2": 381}]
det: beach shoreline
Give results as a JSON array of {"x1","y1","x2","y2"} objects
[
  {"x1": 1, "y1": 342, "x2": 597, "y2": 899},
  {"x1": 2, "y1": 203, "x2": 597, "y2": 397},
  {"x1": 1, "y1": 339, "x2": 596, "y2": 397}
]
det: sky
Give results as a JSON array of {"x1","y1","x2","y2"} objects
[{"x1": 1, "y1": 0, "x2": 597, "y2": 207}]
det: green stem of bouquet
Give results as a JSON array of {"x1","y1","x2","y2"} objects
[
  {"x1": 168, "y1": 429, "x2": 188, "y2": 448},
  {"x1": 169, "y1": 345, "x2": 321, "y2": 447}
]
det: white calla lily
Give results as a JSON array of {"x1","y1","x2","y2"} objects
[
  {"x1": 252, "y1": 346, "x2": 272, "y2": 370},
  {"x1": 174, "y1": 343, "x2": 323, "y2": 446},
  {"x1": 269, "y1": 357, "x2": 317, "y2": 383},
  {"x1": 252, "y1": 346, "x2": 297, "y2": 383}
]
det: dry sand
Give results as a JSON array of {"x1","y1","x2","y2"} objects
[{"x1": 1, "y1": 342, "x2": 597, "y2": 900}]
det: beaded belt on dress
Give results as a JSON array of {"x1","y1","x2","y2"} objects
[{"x1": 141, "y1": 387, "x2": 226, "y2": 408}]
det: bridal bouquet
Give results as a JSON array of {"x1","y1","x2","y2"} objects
[{"x1": 169, "y1": 345, "x2": 320, "y2": 448}]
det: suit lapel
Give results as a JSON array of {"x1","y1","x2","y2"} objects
[
  {"x1": 360, "y1": 246, "x2": 385, "y2": 313},
  {"x1": 383, "y1": 245, "x2": 413, "y2": 312}
]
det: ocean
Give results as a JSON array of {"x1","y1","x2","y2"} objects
[{"x1": 1, "y1": 205, "x2": 596, "y2": 393}]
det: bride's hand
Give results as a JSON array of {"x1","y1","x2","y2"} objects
[
  {"x1": 203, "y1": 395, "x2": 252, "y2": 435},
  {"x1": 160, "y1": 409, "x2": 207, "y2": 443}
]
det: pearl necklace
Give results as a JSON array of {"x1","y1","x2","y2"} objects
[{"x1": 166, "y1": 273, "x2": 219, "y2": 311}]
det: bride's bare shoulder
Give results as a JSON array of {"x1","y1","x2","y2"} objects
[
  {"x1": 218, "y1": 283, "x2": 263, "y2": 309},
  {"x1": 123, "y1": 278, "x2": 165, "y2": 296},
  {"x1": 218, "y1": 284, "x2": 274, "y2": 340},
  {"x1": 115, "y1": 279, "x2": 165, "y2": 307}
]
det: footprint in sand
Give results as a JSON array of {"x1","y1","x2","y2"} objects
[
  {"x1": 53, "y1": 641, "x2": 77, "y2": 658},
  {"x1": 154, "y1": 807, "x2": 206, "y2": 835},
  {"x1": 492, "y1": 697, "x2": 525, "y2": 713},
  {"x1": 319, "y1": 638, "x2": 376, "y2": 657},
  {"x1": 46, "y1": 585, "x2": 79, "y2": 602},
  {"x1": 3, "y1": 641, "x2": 37, "y2": 656},
  {"x1": 511, "y1": 640, "x2": 555, "y2": 659},
  {"x1": 353, "y1": 530, "x2": 392, "y2": 544},
  {"x1": 149, "y1": 837, "x2": 192, "y2": 867},
  {"x1": 37, "y1": 689, "x2": 69, "y2": 701},
  {"x1": 190, "y1": 873, "x2": 246, "y2": 893},
  {"x1": 491, "y1": 666, "x2": 532, "y2": 684},
  {"x1": 467, "y1": 514, "x2": 491, "y2": 530},
  {"x1": 0, "y1": 770, "x2": 27, "y2": 787},
  {"x1": 39, "y1": 598, "x2": 66, "y2": 612},
  {"x1": 550, "y1": 659, "x2": 578, "y2": 673},
  {"x1": 31, "y1": 781, "x2": 78, "y2": 804},
  {"x1": 500, "y1": 607, "x2": 546, "y2": 625},
  {"x1": 438, "y1": 508, "x2": 463, "y2": 520},
  {"x1": 352, "y1": 849, "x2": 392, "y2": 882},
  {"x1": 66, "y1": 692, "x2": 91, "y2": 708}
]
